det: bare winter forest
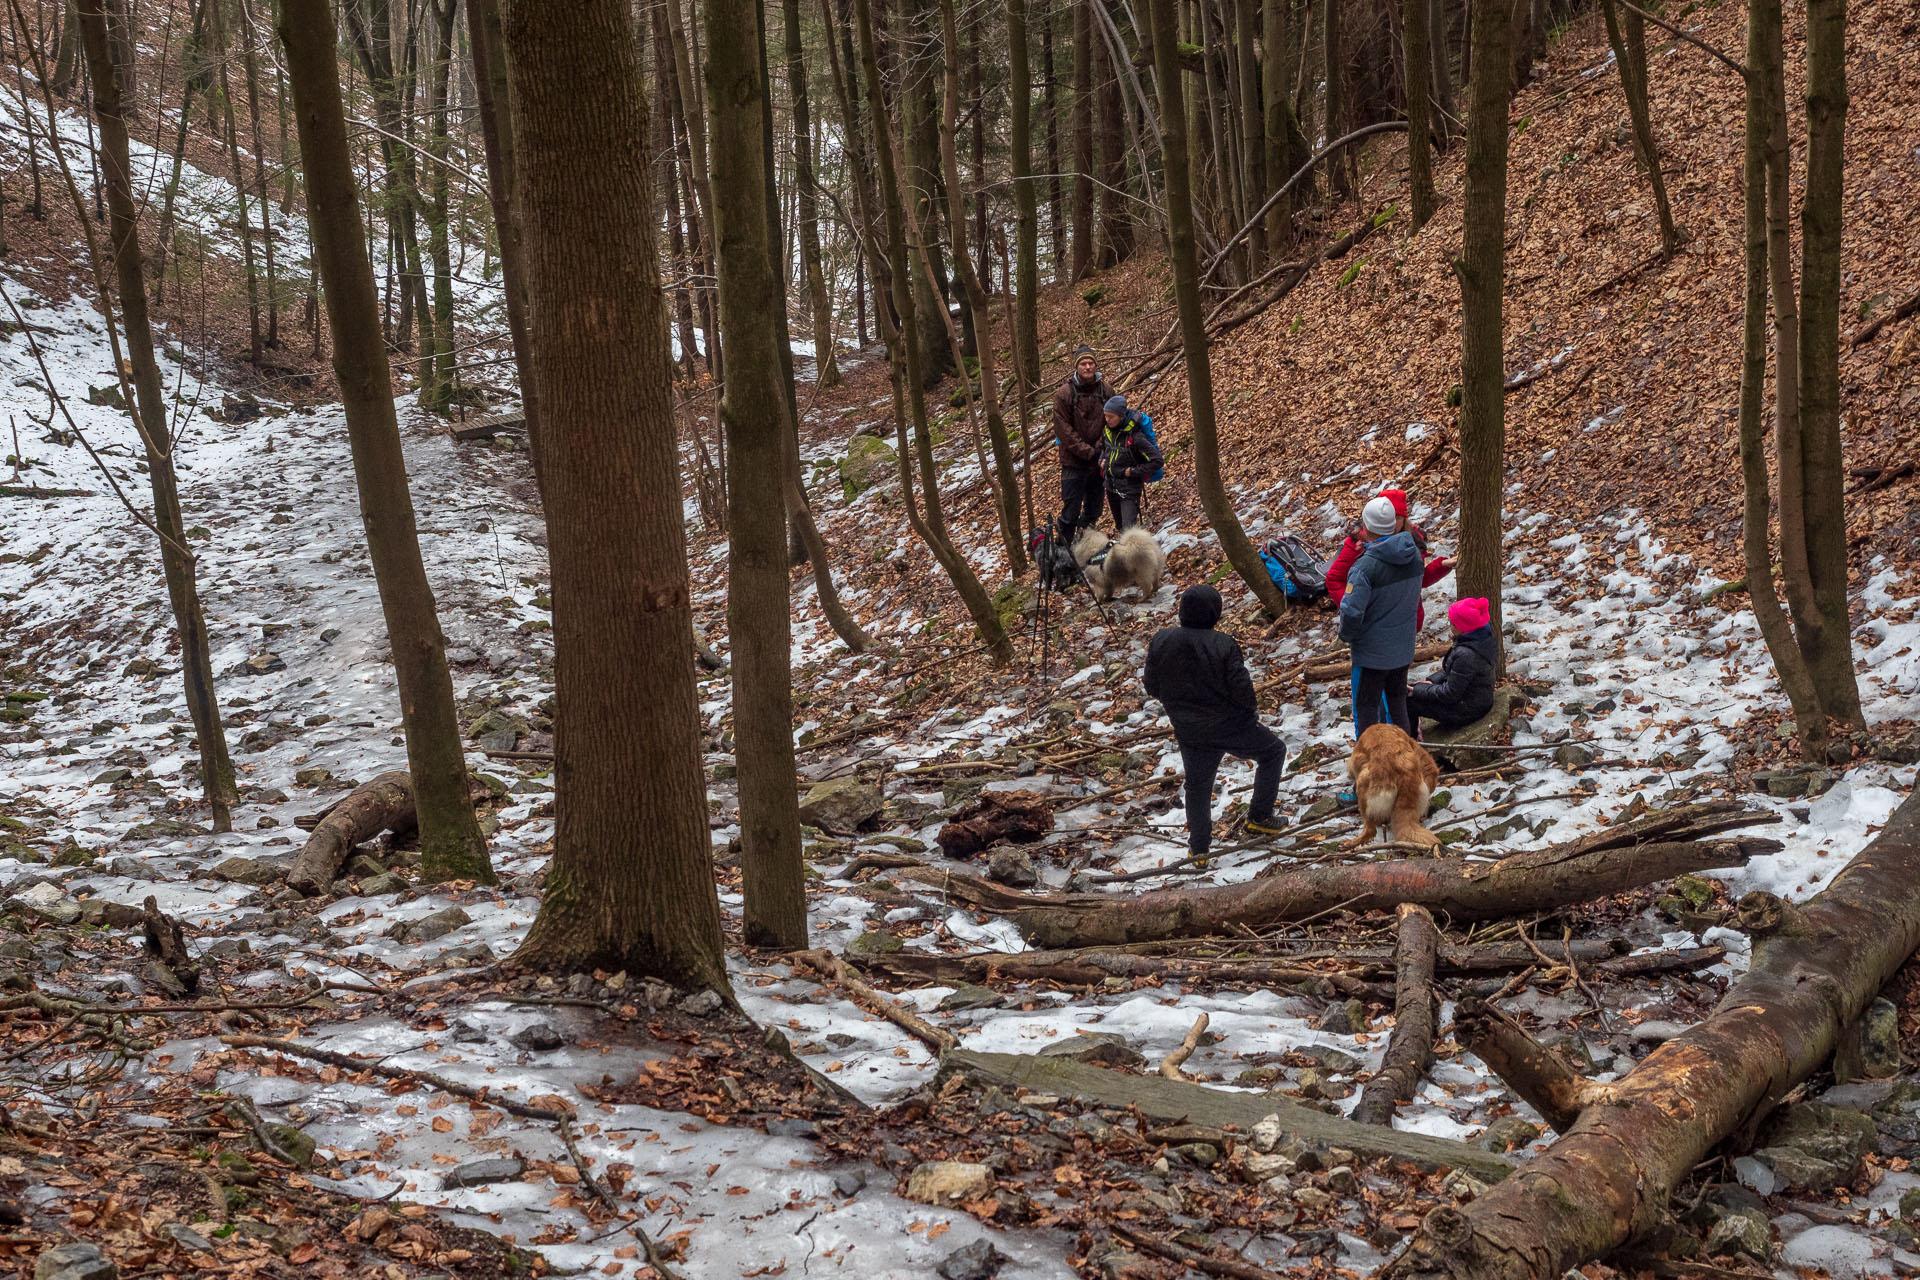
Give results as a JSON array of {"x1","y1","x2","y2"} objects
[{"x1": 0, "y1": 0, "x2": 1917, "y2": 1276}]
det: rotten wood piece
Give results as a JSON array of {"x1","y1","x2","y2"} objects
[
  {"x1": 901, "y1": 802, "x2": 1778, "y2": 947},
  {"x1": 945, "y1": 1049, "x2": 1515, "y2": 1179},
  {"x1": 141, "y1": 895, "x2": 201, "y2": 993},
  {"x1": 852, "y1": 944, "x2": 1389, "y2": 999},
  {"x1": 935, "y1": 789, "x2": 1053, "y2": 858},
  {"x1": 1385, "y1": 785, "x2": 1920, "y2": 1280},
  {"x1": 285, "y1": 770, "x2": 417, "y2": 896},
  {"x1": 1351, "y1": 904, "x2": 1439, "y2": 1125}
]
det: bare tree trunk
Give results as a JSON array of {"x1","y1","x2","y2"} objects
[
  {"x1": 850, "y1": 0, "x2": 1013, "y2": 663},
  {"x1": 1233, "y1": 0, "x2": 1264, "y2": 269},
  {"x1": 498, "y1": 0, "x2": 729, "y2": 989},
  {"x1": 1385, "y1": 787, "x2": 1920, "y2": 1280},
  {"x1": 1430, "y1": 0, "x2": 1455, "y2": 137},
  {"x1": 278, "y1": 0, "x2": 494, "y2": 887},
  {"x1": 1597, "y1": 0, "x2": 1676, "y2": 256},
  {"x1": 467, "y1": 0, "x2": 540, "y2": 460},
  {"x1": 1454, "y1": 0, "x2": 1510, "y2": 648},
  {"x1": 71, "y1": 0, "x2": 236, "y2": 833},
  {"x1": 156, "y1": 0, "x2": 212, "y2": 297},
  {"x1": 1404, "y1": 0, "x2": 1436, "y2": 228},
  {"x1": 665, "y1": 0, "x2": 721, "y2": 382},
  {"x1": 1323, "y1": 0, "x2": 1351, "y2": 200},
  {"x1": 236, "y1": 0, "x2": 280, "y2": 347},
  {"x1": 783, "y1": 0, "x2": 840, "y2": 387},
  {"x1": 1070, "y1": 0, "x2": 1094, "y2": 279},
  {"x1": 900, "y1": 0, "x2": 955, "y2": 382},
  {"x1": 706, "y1": 0, "x2": 808, "y2": 949},
  {"x1": 1044, "y1": 12, "x2": 1064, "y2": 274},
  {"x1": 419, "y1": 0, "x2": 458, "y2": 410},
  {"x1": 1093, "y1": 5, "x2": 1131, "y2": 267},
  {"x1": 50, "y1": 0, "x2": 80, "y2": 95},
  {"x1": 210, "y1": 0, "x2": 263, "y2": 363},
  {"x1": 1009, "y1": 0, "x2": 1041, "y2": 436},
  {"x1": 1148, "y1": 0, "x2": 1289, "y2": 618}
]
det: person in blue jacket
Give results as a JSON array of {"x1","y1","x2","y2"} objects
[{"x1": 1337, "y1": 496, "x2": 1426, "y2": 737}]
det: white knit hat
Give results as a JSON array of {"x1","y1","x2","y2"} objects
[{"x1": 1362, "y1": 496, "x2": 1399, "y2": 536}]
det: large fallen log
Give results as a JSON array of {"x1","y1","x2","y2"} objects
[
  {"x1": 285, "y1": 771, "x2": 416, "y2": 896},
  {"x1": 944, "y1": 1048, "x2": 1515, "y2": 1180},
  {"x1": 1384, "y1": 784, "x2": 1920, "y2": 1280},
  {"x1": 1351, "y1": 904, "x2": 1439, "y2": 1126},
  {"x1": 900, "y1": 802, "x2": 1778, "y2": 947}
]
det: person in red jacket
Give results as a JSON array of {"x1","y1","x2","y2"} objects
[{"x1": 1327, "y1": 488, "x2": 1454, "y2": 748}]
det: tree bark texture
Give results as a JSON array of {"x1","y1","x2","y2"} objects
[
  {"x1": 1070, "y1": 0, "x2": 1094, "y2": 279},
  {"x1": 707, "y1": 0, "x2": 809, "y2": 949},
  {"x1": 1454, "y1": 0, "x2": 1511, "y2": 644},
  {"x1": 285, "y1": 770, "x2": 417, "y2": 896},
  {"x1": 1403, "y1": 0, "x2": 1436, "y2": 228},
  {"x1": 1455, "y1": 996, "x2": 1606, "y2": 1133},
  {"x1": 1147, "y1": 0, "x2": 1290, "y2": 618},
  {"x1": 1385, "y1": 785, "x2": 1920, "y2": 1280},
  {"x1": 905, "y1": 805, "x2": 1776, "y2": 948},
  {"x1": 1351, "y1": 903, "x2": 1439, "y2": 1125},
  {"x1": 1323, "y1": 0, "x2": 1351, "y2": 199},
  {"x1": 1008, "y1": 0, "x2": 1041, "y2": 420},
  {"x1": 278, "y1": 0, "x2": 494, "y2": 886},
  {"x1": 1233, "y1": 0, "x2": 1264, "y2": 268},
  {"x1": 75, "y1": 0, "x2": 237, "y2": 834},
  {"x1": 783, "y1": 0, "x2": 840, "y2": 386},
  {"x1": 1596, "y1": 0, "x2": 1676, "y2": 256},
  {"x1": 1093, "y1": 5, "x2": 1132, "y2": 267},
  {"x1": 499, "y1": 0, "x2": 729, "y2": 988}
]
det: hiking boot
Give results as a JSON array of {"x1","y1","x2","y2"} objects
[{"x1": 1244, "y1": 815, "x2": 1286, "y2": 838}]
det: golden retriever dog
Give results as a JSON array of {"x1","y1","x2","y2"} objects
[
  {"x1": 1072, "y1": 527, "x2": 1165, "y2": 603},
  {"x1": 1345, "y1": 724, "x2": 1441, "y2": 851}
]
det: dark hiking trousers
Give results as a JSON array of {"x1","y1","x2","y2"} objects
[
  {"x1": 1059, "y1": 466, "x2": 1103, "y2": 540},
  {"x1": 1108, "y1": 490, "x2": 1141, "y2": 531},
  {"x1": 1178, "y1": 723, "x2": 1286, "y2": 858},
  {"x1": 1407, "y1": 683, "x2": 1482, "y2": 731},
  {"x1": 1355, "y1": 665, "x2": 1413, "y2": 735}
]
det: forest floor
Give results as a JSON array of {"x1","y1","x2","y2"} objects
[{"x1": 2, "y1": 0, "x2": 1920, "y2": 1278}]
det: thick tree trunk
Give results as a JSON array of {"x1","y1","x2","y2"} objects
[
  {"x1": 1597, "y1": 0, "x2": 1676, "y2": 256},
  {"x1": 498, "y1": 0, "x2": 730, "y2": 989},
  {"x1": 1323, "y1": 0, "x2": 1351, "y2": 200},
  {"x1": 901, "y1": 0, "x2": 954, "y2": 384},
  {"x1": 708, "y1": 0, "x2": 808, "y2": 950},
  {"x1": 1794, "y1": 0, "x2": 1864, "y2": 733},
  {"x1": 278, "y1": 0, "x2": 494, "y2": 887},
  {"x1": 1094, "y1": 8, "x2": 1132, "y2": 267},
  {"x1": 1386, "y1": 786, "x2": 1920, "y2": 1280},
  {"x1": 1148, "y1": 0, "x2": 1289, "y2": 618},
  {"x1": 468, "y1": 0, "x2": 541, "y2": 462},
  {"x1": 904, "y1": 803, "x2": 1776, "y2": 947},
  {"x1": 783, "y1": 0, "x2": 841, "y2": 387},
  {"x1": 285, "y1": 771, "x2": 417, "y2": 896},
  {"x1": 1454, "y1": 0, "x2": 1510, "y2": 646},
  {"x1": 851, "y1": 0, "x2": 1013, "y2": 663},
  {"x1": 1404, "y1": 0, "x2": 1436, "y2": 228},
  {"x1": 1070, "y1": 0, "x2": 1094, "y2": 279},
  {"x1": 1351, "y1": 904, "x2": 1438, "y2": 1125},
  {"x1": 1233, "y1": 0, "x2": 1264, "y2": 269},
  {"x1": 75, "y1": 0, "x2": 236, "y2": 833}
]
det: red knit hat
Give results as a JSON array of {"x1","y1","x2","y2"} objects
[
  {"x1": 1378, "y1": 488, "x2": 1411, "y2": 518},
  {"x1": 1448, "y1": 597, "x2": 1491, "y2": 632}
]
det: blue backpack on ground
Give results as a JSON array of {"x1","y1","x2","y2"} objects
[
  {"x1": 1131, "y1": 411, "x2": 1164, "y2": 483},
  {"x1": 1259, "y1": 535, "x2": 1330, "y2": 602}
]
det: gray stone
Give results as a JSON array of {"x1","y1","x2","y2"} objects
[
  {"x1": 139, "y1": 709, "x2": 172, "y2": 725},
  {"x1": 797, "y1": 777, "x2": 883, "y2": 834},
  {"x1": 344, "y1": 853, "x2": 387, "y2": 879},
  {"x1": 294, "y1": 766, "x2": 332, "y2": 787},
  {"x1": 1037, "y1": 1032, "x2": 1144, "y2": 1069},
  {"x1": 936, "y1": 1239, "x2": 1008, "y2": 1280},
  {"x1": 1296, "y1": 1044, "x2": 1362, "y2": 1074},
  {"x1": 441, "y1": 1157, "x2": 526, "y2": 1189},
  {"x1": 1870, "y1": 726, "x2": 1920, "y2": 765},
  {"x1": 1478, "y1": 1116, "x2": 1542, "y2": 1153},
  {"x1": 1703, "y1": 1209, "x2": 1772, "y2": 1262},
  {"x1": 397, "y1": 905, "x2": 471, "y2": 943},
  {"x1": 356, "y1": 872, "x2": 407, "y2": 897},
  {"x1": 91, "y1": 767, "x2": 133, "y2": 786},
  {"x1": 240, "y1": 653, "x2": 287, "y2": 676},
  {"x1": 164, "y1": 1224, "x2": 215, "y2": 1253},
  {"x1": 1552, "y1": 743, "x2": 1595, "y2": 769},
  {"x1": 1299, "y1": 796, "x2": 1341, "y2": 824},
  {"x1": 832, "y1": 1168, "x2": 867, "y2": 1196},
  {"x1": 985, "y1": 845, "x2": 1038, "y2": 887},
  {"x1": 126, "y1": 818, "x2": 208, "y2": 842},
  {"x1": 838, "y1": 432, "x2": 897, "y2": 501},
  {"x1": 140, "y1": 960, "x2": 190, "y2": 998},
  {"x1": 123, "y1": 657, "x2": 159, "y2": 678},
  {"x1": 1760, "y1": 1101, "x2": 1877, "y2": 1188},
  {"x1": 846, "y1": 930, "x2": 902, "y2": 957},
  {"x1": 34, "y1": 1243, "x2": 117, "y2": 1280},
  {"x1": 1316, "y1": 999, "x2": 1365, "y2": 1035},
  {"x1": 678, "y1": 988, "x2": 725, "y2": 1017},
  {"x1": 1174, "y1": 1142, "x2": 1220, "y2": 1166},
  {"x1": 766, "y1": 1117, "x2": 817, "y2": 1138},
  {"x1": 7, "y1": 882, "x2": 79, "y2": 926},
  {"x1": 938, "y1": 984, "x2": 1005, "y2": 1012},
  {"x1": 210, "y1": 856, "x2": 283, "y2": 887},
  {"x1": 509, "y1": 1022, "x2": 564, "y2": 1051},
  {"x1": 106, "y1": 856, "x2": 147, "y2": 879}
]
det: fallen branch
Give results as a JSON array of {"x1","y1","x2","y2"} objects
[
  {"x1": 1113, "y1": 1222, "x2": 1288, "y2": 1280},
  {"x1": 557, "y1": 1118, "x2": 686, "y2": 1280},
  {"x1": 1454, "y1": 997, "x2": 1612, "y2": 1133},
  {"x1": 1385, "y1": 784, "x2": 1920, "y2": 1280},
  {"x1": 1351, "y1": 905, "x2": 1439, "y2": 1125},
  {"x1": 1158, "y1": 1012, "x2": 1209, "y2": 1080},
  {"x1": 0, "y1": 484, "x2": 94, "y2": 499},
  {"x1": 901, "y1": 802, "x2": 1778, "y2": 947},
  {"x1": 220, "y1": 1034, "x2": 573, "y2": 1121},
  {"x1": 285, "y1": 771, "x2": 416, "y2": 896},
  {"x1": 1850, "y1": 289, "x2": 1920, "y2": 347},
  {"x1": 790, "y1": 950, "x2": 955, "y2": 1054}
]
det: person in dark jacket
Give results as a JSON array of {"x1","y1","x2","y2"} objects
[
  {"x1": 1408, "y1": 597, "x2": 1498, "y2": 729},
  {"x1": 1144, "y1": 585, "x2": 1288, "y2": 858},
  {"x1": 1051, "y1": 346, "x2": 1112, "y2": 546},
  {"x1": 1099, "y1": 395, "x2": 1163, "y2": 531},
  {"x1": 1337, "y1": 497, "x2": 1425, "y2": 736},
  {"x1": 1327, "y1": 487, "x2": 1454, "y2": 736}
]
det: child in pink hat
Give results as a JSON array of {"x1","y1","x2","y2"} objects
[{"x1": 1407, "y1": 597, "x2": 1498, "y2": 730}]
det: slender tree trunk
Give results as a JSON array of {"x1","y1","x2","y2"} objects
[
  {"x1": 1324, "y1": 0, "x2": 1351, "y2": 199},
  {"x1": 420, "y1": 0, "x2": 457, "y2": 410},
  {"x1": 1597, "y1": 0, "x2": 1676, "y2": 256},
  {"x1": 50, "y1": 0, "x2": 80, "y2": 95},
  {"x1": 1429, "y1": 0, "x2": 1455, "y2": 138},
  {"x1": 236, "y1": 0, "x2": 279, "y2": 347},
  {"x1": 210, "y1": 0, "x2": 263, "y2": 363},
  {"x1": 1234, "y1": 0, "x2": 1264, "y2": 268},
  {"x1": 1737, "y1": 0, "x2": 1824, "y2": 749},
  {"x1": 1044, "y1": 13, "x2": 1063, "y2": 274},
  {"x1": 706, "y1": 0, "x2": 807, "y2": 949},
  {"x1": 783, "y1": 0, "x2": 840, "y2": 386},
  {"x1": 1093, "y1": 6, "x2": 1131, "y2": 267},
  {"x1": 278, "y1": 0, "x2": 493, "y2": 887},
  {"x1": 1453, "y1": 0, "x2": 1510, "y2": 646},
  {"x1": 497, "y1": 0, "x2": 729, "y2": 989},
  {"x1": 467, "y1": 0, "x2": 540, "y2": 461},
  {"x1": 901, "y1": 0, "x2": 954, "y2": 382},
  {"x1": 1148, "y1": 0, "x2": 1289, "y2": 617},
  {"x1": 936, "y1": 0, "x2": 1025, "y2": 573},
  {"x1": 1070, "y1": 0, "x2": 1094, "y2": 279},
  {"x1": 1794, "y1": 0, "x2": 1864, "y2": 734},
  {"x1": 1009, "y1": 0, "x2": 1042, "y2": 456},
  {"x1": 1404, "y1": 0, "x2": 1436, "y2": 227},
  {"x1": 1261, "y1": 0, "x2": 1301, "y2": 248},
  {"x1": 850, "y1": 0, "x2": 1013, "y2": 662},
  {"x1": 74, "y1": 0, "x2": 237, "y2": 832}
]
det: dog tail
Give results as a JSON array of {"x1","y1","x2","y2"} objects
[{"x1": 1359, "y1": 770, "x2": 1397, "y2": 824}]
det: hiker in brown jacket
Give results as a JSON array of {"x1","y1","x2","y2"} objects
[{"x1": 1051, "y1": 345, "x2": 1111, "y2": 546}]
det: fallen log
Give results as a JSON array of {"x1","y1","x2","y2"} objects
[
  {"x1": 1384, "y1": 785, "x2": 1920, "y2": 1280},
  {"x1": 1351, "y1": 905, "x2": 1438, "y2": 1125},
  {"x1": 899, "y1": 802, "x2": 1778, "y2": 947},
  {"x1": 946, "y1": 1048, "x2": 1514, "y2": 1179},
  {"x1": 1454, "y1": 997, "x2": 1611, "y2": 1133},
  {"x1": 285, "y1": 771, "x2": 416, "y2": 897}
]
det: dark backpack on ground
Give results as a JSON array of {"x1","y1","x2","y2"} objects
[{"x1": 1259, "y1": 535, "x2": 1330, "y2": 602}]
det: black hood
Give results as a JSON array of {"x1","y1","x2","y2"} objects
[{"x1": 1179, "y1": 585, "x2": 1222, "y2": 629}]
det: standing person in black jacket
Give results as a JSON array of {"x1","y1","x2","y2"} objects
[
  {"x1": 1099, "y1": 394, "x2": 1162, "y2": 531},
  {"x1": 1051, "y1": 346, "x2": 1111, "y2": 546},
  {"x1": 1144, "y1": 585, "x2": 1288, "y2": 859}
]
